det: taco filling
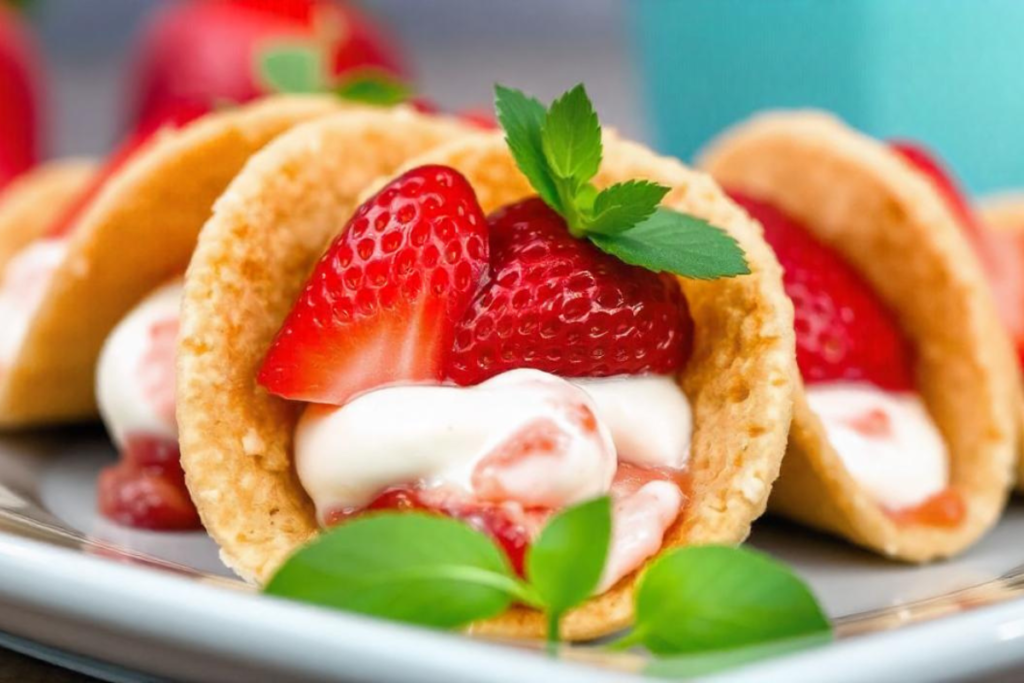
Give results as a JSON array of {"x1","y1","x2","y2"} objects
[
  {"x1": 0, "y1": 238, "x2": 66, "y2": 371},
  {"x1": 729, "y1": 191, "x2": 962, "y2": 527},
  {"x1": 95, "y1": 279, "x2": 199, "y2": 530},
  {"x1": 257, "y1": 167, "x2": 694, "y2": 587}
]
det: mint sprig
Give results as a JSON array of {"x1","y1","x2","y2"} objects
[
  {"x1": 525, "y1": 497, "x2": 611, "y2": 642},
  {"x1": 495, "y1": 84, "x2": 750, "y2": 280},
  {"x1": 266, "y1": 497, "x2": 831, "y2": 671},
  {"x1": 257, "y1": 44, "x2": 411, "y2": 107},
  {"x1": 264, "y1": 513, "x2": 539, "y2": 628},
  {"x1": 609, "y1": 546, "x2": 830, "y2": 654}
]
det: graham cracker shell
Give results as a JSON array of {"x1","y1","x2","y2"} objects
[
  {"x1": 979, "y1": 192, "x2": 1024, "y2": 489},
  {"x1": 0, "y1": 96, "x2": 343, "y2": 427},
  {"x1": 177, "y1": 108, "x2": 477, "y2": 585},
  {"x1": 177, "y1": 125, "x2": 798, "y2": 641},
  {"x1": 701, "y1": 111, "x2": 1018, "y2": 561},
  {"x1": 0, "y1": 160, "x2": 96, "y2": 273}
]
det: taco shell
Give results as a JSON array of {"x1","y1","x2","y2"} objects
[
  {"x1": 177, "y1": 118, "x2": 799, "y2": 640},
  {"x1": 0, "y1": 96, "x2": 344, "y2": 427},
  {"x1": 0, "y1": 160, "x2": 96, "y2": 273},
  {"x1": 701, "y1": 111, "x2": 1018, "y2": 561}
]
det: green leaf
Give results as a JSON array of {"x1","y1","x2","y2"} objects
[
  {"x1": 335, "y1": 70, "x2": 412, "y2": 107},
  {"x1": 589, "y1": 208, "x2": 750, "y2": 280},
  {"x1": 264, "y1": 513, "x2": 535, "y2": 629},
  {"x1": 494, "y1": 85, "x2": 562, "y2": 211},
  {"x1": 525, "y1": 497, "x2": 612, "y2": 642},
  {"x1": 586, "y1": 180, "x2": 669, "y2": 235},
  {"x1": 257, "y1": 44, "x2": 326, "y2": 95},
  {"x1": 644, "y1": 633, "x2": 832, "y2": 678},
  {"x1": 540, "y1": 83, "x2": 602, "y2": 187},
  {"x1": 628, "y1": 546, "x2": 831, "y2": 656}
]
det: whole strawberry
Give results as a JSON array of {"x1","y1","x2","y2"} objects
[
  {"x1": 729, "y1": 191, "x2": 915, "y2": 391},
  {"x1": 259, "y1": 165, "x2": 489, "y2": 405},
  {"x1": 0, "y1": 3, "x2": 41, "y2": 189},
  {"x1": 445, "y1": 198, "x2": 692, "y2": 385},
  {"x1": 129, "y1": 0, "x2": 405, "y2": 131}
]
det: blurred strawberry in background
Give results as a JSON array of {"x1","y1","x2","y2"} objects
[
  {"x1": 0, "y1": 1, "x2": 42, "y2": 189},
  {"x1": 129, "y1": 0, "x2": 406, "y2": 131}
]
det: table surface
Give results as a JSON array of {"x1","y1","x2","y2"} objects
[{"x1": 0, "y1": 648, "x2": 91, "y2": 682}]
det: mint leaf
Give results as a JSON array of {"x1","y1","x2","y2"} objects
[
  {"x1": 587, "y1": 180, "x2": 669, "y2": 235},
  {"x1": 257, "y1": 44, "x2": 326, "y2": 95},
  {"x1": 590, "y1": 208, "x2": 750, "y2": 279},
  {"x1": 626, "y1": 546, "x2": 830, "y2": 655},
  {"x1": 335, "y1": 70, "x2": 412, "y2": 106},
  {"x1": 525, "y1": 497, "x2": 611, "y2": 642},
  {"x1": 495, "y1": 85, "x2": 562, "y2": 212},
  {"x1": 644, "y1": 633, "x2": 832, "y2": 678},
  {"x1": 264, "y1": 513, "x2": 536, "y2": 629},
  {"x1": 540, "y1": 84, "x2": 602, "y2": 188}
]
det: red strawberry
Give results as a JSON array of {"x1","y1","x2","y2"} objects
[
  {"x1": 130, "y1": 0, "x2": 405, "y2": 131},
  {"x1": 259, "y1": 165, "x2": 489, "y2": 404},
  {"x1": 891, "y1": 141, "x2": 1024, "y2": 366},
  {"x1": 729, "y1": 191, "x2": 914, "y2": 391},
  {"x1": 444, "y1": 198, "x2": 692, "y2": 385},
  {"x1": 0, "y1": 4, "x2": 42, "y2": 189},
  {"x1": 98, "y1": 435, "x2": 201, "y2": 531}
]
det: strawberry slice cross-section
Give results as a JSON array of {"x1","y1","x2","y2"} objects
[{"x1": 259, "y1": 165, "x2": 489, "y2": 405}]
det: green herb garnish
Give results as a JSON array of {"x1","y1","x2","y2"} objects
[
  {"x1": 525, "y1": 496, "x2": 611, "y2": 642},
  {"x1": 257, "y1": 44, "x2": 411, "y2": 107},
  {"x1": 494, "y1": 84, "x2": 750, "y2": 280},
  {"x1": 264, "y1": 513, "x2": 539, "y2": 629},
  {"x1": 265, "y1": 497, "x2": 832, "y2": 671},
  {"x1": 607, "y1": 546, "x2": 830, "y2": 654}
]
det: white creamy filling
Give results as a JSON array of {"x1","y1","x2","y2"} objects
[
  {"x1": 295, "y1": 369, "x2": 693, "y2": 590},
  {"x1": 0, "y1": 239, "x2": 68, "y2": 366},
  {"x1": 806, "y1": 382, "x2": 948, "y2": 509},
  {"x1": 96, "y1": 280, "x2": 183, "y2": 447}
]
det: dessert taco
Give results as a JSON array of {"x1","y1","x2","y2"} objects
[
  {"x1": 701, "y1": 111, "x2": 1018, "y2": 561},
  {"x1": 0, "y1": 160, "x2": 96, "y2": 272},
  {"x1": 0, "y1": 95, "x2": 343, "y2": 428},
  {"x1": 97, "y1": 104, "x2": 473, "y2": 531},
  {"x1": 177, "y1": 85, "x2": 797, "y2": 640}
]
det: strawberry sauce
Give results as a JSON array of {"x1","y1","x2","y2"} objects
[
  {"x1": 885, "y1": 489, "x2": 965, "y2": 528},
  {"x1": 326, "y1": 463, "x2": 689, "y2": 576},
  {"x1": 98, "y1": 435, "x2": 200, "y2": 531}
]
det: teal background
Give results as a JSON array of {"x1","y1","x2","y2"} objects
[{"x1": 631, "y1": 0, "x2": 1024, "y2": 193}]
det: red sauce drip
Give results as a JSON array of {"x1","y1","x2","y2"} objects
[
  {"x1": 327, "y1": 488, "x2": 541, "y2": 575},
  {"x1": 326, "y1": 463, "x2": 691, "y2": 576},
  {"x1": 885, "y1": 488, "x2": 966, "y2": 528},
  {"x1": 97, "y1": 434, "x2": 201, "y2": 531},
  {"x1": 843, "y1": 408, "x2": 893, "y2": 438}
]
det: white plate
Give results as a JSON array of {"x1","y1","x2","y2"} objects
[{"x1": 1, "y1": 430, "x2": 1024, "y2": 682}]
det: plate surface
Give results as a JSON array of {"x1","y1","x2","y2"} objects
[{"x1": 2, "y1": 431, "x2": 1024, "y2": 682}]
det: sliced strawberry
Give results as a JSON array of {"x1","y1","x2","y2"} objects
[
  {"x1": 98, "y1": 435, "x2": 201, "y2": 531},
  {"x1": 730, "y1": 191, "x2": 915, "y2": 391},
  {"x1": 891, "y1": 141, "x2": 1024, "y2": 366},
  {"x1": 259, "y1": 165, "x2": 489, "y2": 404},
  {"x1": 445, "y1": 198, "x2": 692, "y2": 385}
]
